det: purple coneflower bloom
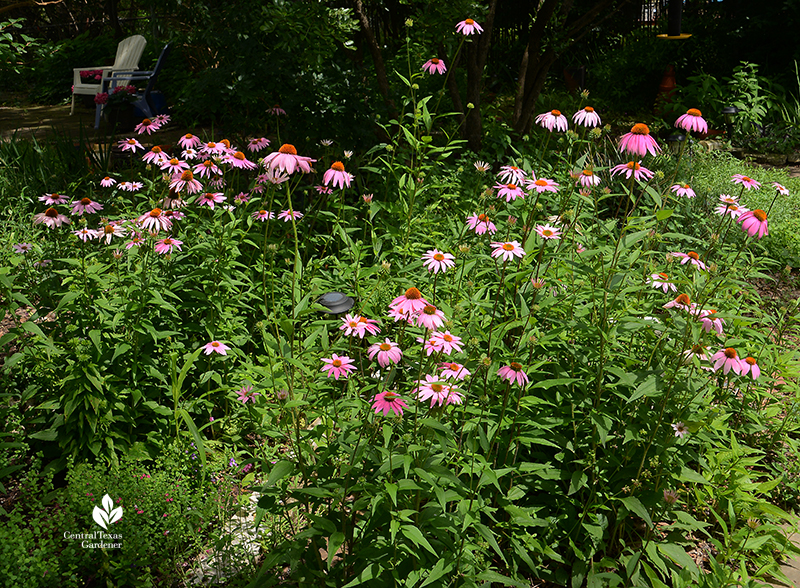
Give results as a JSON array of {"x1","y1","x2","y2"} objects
[
  {"x1": 675, "y1": 108, "x2": 708, "y2": 134},
  {"x1": 367, "y1": 339, "x2": 402, "y2": 368},
  {"x1": 100, "y1": 177, "x2": 117, "y2": 188},
  {"x1": 535, "y1": 109, "x2": 568, "y2": 132},
  {"x1": 618, "y1": 123, "x2": 660, "y2": 158},
  {"x1": 422, "y1": 58, "x2": 446, "y2": 75},
  {"x1": 572, "y1": 106, "x2": 601, "y2": 127},
  {"x1": 526, "y1": 177, "x2": 560, "y2": 193},
  {"x1": 320, "y1": 354, "x2": 356, "y2": 380},
  {"x1": 711, "y1": 347, "x2": 745, "y2": 375},
  {"x1": 455, "y1": 18, "x2": 483, "y2": 35},
  {"x1": 135, "y1": 118, "x2": 161, "y2": 135},
  {"x1": 421, "y1": 249, "x2": 455, "y2": 274},
  {"x1": 119, "y1": 137, "x2": 144, "y2": 152},
  {"x1": 670, "y1": 251, "x2": 706, "y2": 270},
  {"x1": 277, "y1": 209, "x2": 303, "y2": 222},
  {"x1": 670, "y1": 183, "x2": 695, "y2": 198},
  {"x1": 71, "y1": 197, "x2": 103, "y2": 215},
  {"x1": 371, "y1": 391, "x2": 408, "y2": 417},
  {"x1": 323, "y1": 161, "x2": 353, "y2": 189},
  {"x1": 731, "y1": 174, "x2": 761, "y2": 190},
  {"x1": 247, "y1": 137, "x2": 270, "y2": 153},
  {"x1": 490, "y1": 241, "x2": 525, "y2": 262},
  {"x1": 466, "y1": 213, "x2": 496, "y2": 235},
  {"x1": 739, "y1": 209, "x2": 768, "y2": 238},
  {"x1": 611, "y1": 161, "x2": 653, "y2": 182},
  {"x1": 202, "y1": 340, "x2": 229, "y2": 355},
  {"x1": 498, "y1": 363, "x2": 529, "y2": 387},
  {"x1": 34, "y1": 207, "x2": 70, "y2": 228},
  {"x1": 252, "y1": 210, "x2": 274, "y2": 222},
  {"x1": 263, "y1": 144, "x2": 315, "y2": 175}
]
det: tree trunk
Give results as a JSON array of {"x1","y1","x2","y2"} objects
[
  {"x1": 352, "y1": 0, "x2": 398, "y2": 122},
  {"x1": 463, "y1": 0, "x2": 498, "y2": 152}
]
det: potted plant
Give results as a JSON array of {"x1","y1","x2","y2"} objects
[{"x1": 94, "y1": 85, "x2": 138, "y2": 132}]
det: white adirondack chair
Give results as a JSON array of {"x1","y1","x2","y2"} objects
[{"x1": 70, "y1": 35, "x2": 147, "y2": 115}]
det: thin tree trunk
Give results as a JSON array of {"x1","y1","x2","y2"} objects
[
  {"x1": 352, "y1": 0, "x2": 398, "y2": 121},
  {"x1": 463, "y1": 0, "x2": 498, "y2": 152}
]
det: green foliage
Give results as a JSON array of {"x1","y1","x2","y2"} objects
[{"x1": 0, "y1": 19, "x2": 38, "y2": 78}]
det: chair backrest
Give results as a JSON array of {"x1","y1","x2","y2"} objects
[
  {"x1": 113, "y1": 35, "x2": 147, "y2": 71},
  {"x1": 143, "y1": 44, "x2": 171, "y2": 95}
]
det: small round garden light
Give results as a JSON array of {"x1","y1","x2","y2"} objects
[
  {"x1": 317, "y1": 291, "x2": 355, "y2": 314},
  {"x1": 722, "y1": 106, "x2": 740, "y2": 140},
  {"x1": 665, "y1": 133, "x2": 686, "y2": 156}
]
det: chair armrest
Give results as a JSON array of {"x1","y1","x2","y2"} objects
[
  {"x1": 73, "y1": 66, "x2": 113, "y2": 86},
  {"x1": 107, "y1": 70, "x2": 152, "y2": 78}
]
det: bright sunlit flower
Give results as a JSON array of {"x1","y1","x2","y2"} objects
[
  {"x1": 739, "y1": 209, "x2": 768, "y2": 238},
  {"x1": 70, "y1": 197, "x2": 103, "y2": 215},
  {"x1": 491, "y1": 241, "x2": 525, "y2": 262},
  {"x1": 371, "y1": 391, "x2": 408, "y2": 417},
  {"x1": 277, "y1": 209, "x2": 303, "y2": 222},
  {"x1": 772, "y1": 182, "x2": 789, "y2": 196},
  {"x1": 497, "y1": 165, "x2": 527, "y2": 185},
  {"x1": 367, "y1": 339, "x2": 403, "y2": 368},
  {"x1": 236, "y1": 385, "x2": 259, "y2": 404},
  {"x1": 390, "y1": 287, "x2": 429, "y2": 316},
  {"x1": 340, "y1": 314, "x2": 367, "y2": 338},
  {"x1": 160, "y1": 157, "x2": 189, "y2": 174},
  {"x1": 534, "y1": 224, "x2": 561, "y2": 240},
  {"x1": 670, "y1": 183, "x2": 695, "y2": 198},
  {"x1": 135, "y1": 118, "x2": 161, "y2": 135},
  {"x1": 421, "y1": 249, "x2": 456, "y2": 274},
  {"x1": 323, "y1": 161, "x2": 353, "y2": 189},
  {"x1": 698, "y1": 309, "x2": 725, "y2": 336},
  {"x1": 526, "y1": 177, "x2": 560, "y2": 193},
  {"x1": 662, "y1": 293, "x2": 695, "y2": 313},
  {"x1": 197, "y1": 192, "x2": 226, "y2": 209},
  {"x1": 731, "y1": 174, "x2": 761, "y2": 190},
  {"x1": 414, "y1": 304, "x2": 446, "y2": 330},
  {"x1": 497, "y1": 363, "x2": 529, "y2": 387},
  {"x1": 535, "y1": 109, "x2": 568, "y2": 132},
  {"x1": 422, "y1": 58, "x2": 446, "y2": 75},
  {"x1": 247, "y1": 137, "x2": 270, "y2": 153},
  {"x1": 252, "y1": 210, "x2": 274, "y2": 221},
  {"x1": 577, "y1": 169, "x2": 600, "y2": 188},
  {"x1": 142, "y1": 146, "x2": 169, "y2": 166},
  {"x1": 73, "y1": 227, "x2": 97, "y2": 242},
  {"x1": 741, "y1": 356, "x2": 761, "y2": 380},
  {"x1": 33, "y1": 207, "x2": 70, "y2": 229},
  {"x1": 572, "y1": 106, "x2": 601, "y2": 127},
  {"x1": 430, "y1": 330, "x2": 463, "y2": 355},
  {"x1": 473, "y1": 161, "x2": 491, "y2": 173},
  {"x1": 169, "y1": 170, "x2": 203, "y2": 194},
  {"x1": 670, "y1": 251, "x2": 707, "y2": 271},
  {"x1": 611, "y1": 161, "x2": 654, "y2": 181},
  {"x1": 154, "y1": 237, "x2": 183, "y2": 255},
  {"x1": 39, "y1": 193, "x2": 68, "y2": 205},
  {"x1": 178, "y1": 134, "x2": 202, "y2": 149},
  {"x1": 320, "y1": 354, "x2": 356, "y2": 380},
  {"x1": 414, "y1": 375, "x2": 462, "y2": 407},
  {"x1": 495, "y1": 182, "x2": 526, "y2": 202},
  {"x1": 466, "y1": 213, "x2": 497, "y2": 235},
  {"x1": 119, "y1": 137, "x2": 144, "y2": 152},
  {"x1": 100, "y1": 177, "x2": 117, "y2": 188},
  {"x1": 263, "y1": 144, "x2": 315, "y2": 175},
  {"x1": 439, "y1": 362, "x2": 471, "y2": 380},
  {"x1": 675, "y1": 108, "x2": 708, "y2": 134},
  {"x1": 455, "y1": 18, "x2": 483, "y2": 35},
  {"x1": 224, "y1": 151, "x2": 258, "y2": 170},
  {"x1": 714, "y1": 203, "x2": 748, "y2": 218},
  {"x1": 618, "y1": 123, "x2": 660, "y2": 158},
  {"x1": 711, "y1": 347, "x2": 745, "y2": 375},
  {"x1": 647, "y1": 272, "x2": 676, "y2": 293},
  {"x1": 137, "y1": 208, "x2": 172, "y2": 232},
  {"x1": 202, "y1": 340, "x2": 230, "y2": 356}
]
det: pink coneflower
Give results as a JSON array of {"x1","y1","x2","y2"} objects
[
  {"x1": 234, "y1": 192, "x2": 250, "y2": 204},
  {"x1": 534, "y1": 224, "x2": 561, "y2": 240},
  {"x1": 119, "y1": 137, "x2": 144, "y2": 152},
  {"x1": 675, "y1": 108, "x2": 708, "y2": 134},
  {"x1": 197, "y1": 192, "x2": 226, "y2": 209},
  {"x1": 455, "y1": 18, "x2": 483, "y2": 35},
  {"x1": 414, "y1": 304, "x2": 446, "y2": 330},
  {"x1": 647, "y1": 272, "x2": 676, "y2": 293},
  {"x1": 277, "y1": 209, "x2": 303, "y2": 222},
  {"x1": 202, "y1": 141, "x2": 228, "y2": 156},
  {"x1": 367, "y1": 339, "x2": 403, "y2": 368},
  {"x1": 498, "y1": 363, "x2": 529, "y2": 387},
  {"x1": 576, "y1": 243, "x2": 586, "y2": 254},
  {"x1": 358, "y1": 316, "x2": 381, "y2": 336},
  {"x1": 618, "y1": 123, "x2": 660, "y2": 158},
  {"x1": 142, "y1": 146, "x2": 169, "y2": 166},
  {"x1": 422, "y1": 58, "x2": 446, "y2": 75},
  {"x1": 474, "y1": 161, "x2": 491, "y2": 173},
  {"x1": 414, "y1": 375, "x2": 460, "y2": 407},
  {"x1": 263, "y1": 144, "x2": 315, "y2": 175},
  {"x1": 247, "y1": 137, "x2": 270, "y2": 153},
  {"x1": 169, "y1": 170, "x2": 203, "y2": 194},
  {"x1": 683, "y1": 344, "x2": 710, "y2": 363},
  {"x1": 224, "y1": 151, "x2": 258, "y2": 170},
  {"x1": 179, "y1": 134, "x2": 202, "y2": 150},
  {"x1": 137, "y1": 208, "x2": 173, "y2": 232},
  {"x1": 323, "y1": 161, "x2": 353, "y2": 189},
  {"x1": 163, "y1": 210, "x2": 184, "y2": 223},
  {"x1": 70, "y1": 197, "x2": 103, "y2": 215},
  {"x1": 672, "y1": 422, "x2": 689, "y2": 438},
  {"x1": 160, "y1": 157, "x2": 189, "y2": 174},
  {"x1": 719, "y1": 194, "x2": 739, "y2": 205},
  {"x1": 421, "y1": 249, "x2": 455, "y2": 274},
  {"x1": 466, "y1": 213, "x2": 497, "y2": 235},
  {"x1": 491, "y1": 241, "x2": 525, "y2": 262},
  {"x1": 739, "y1": 209, "x2": 768, "y2": 239},
  {"x1": 126, "y1": 234, "x2": 145, "y2": 249},
  {"x1": 154, "y1": 236, "x2": 182, "y2": 254},
  {"x1": 182, "y1": 148, "x2": 198, "y2": 160},
  {"x1": 252, "y1": 210, "x2": 274, "y2": 221},
  {"x1": 33, "y1": 207, "x2": 70, "y2": 228},
  {"x1": 572, "y1": 106, "x2": 602, "y2": 128},
  {"x1": 390, "y1": 287, "x2": 429, "y2": 316},
  {"x1": 698, "y1": 309, "x2": 725, "y2": 335},
  {"x1": 711, "y1": 347, "x2": 745, "y2": 375},
  {"x1": 714, "y1": 203, "x2": 748, "y2": 219},
  {"x1": 202, "y1": 340, "x2": 230, "y2": 356},
  {"x1": 731, "y1": 174, "x2": 761, "y2": 190},
  {"x1": 361, "y1": 193, "x2": 373, "y2": 203},
  {"x1": 340, "y1": 314, "x2": 367, "y2": 338},
  {"x1": 772, "y1": 182, "x2": 789, "y2": 196},
  {"x1": 497, "y1": 165, "x2": 527, "y2": 185},
  {"x1": 320, "y1": 354, "x2": 356, "y2": 380},
  {"x1": 611, "y1": 161, "x2": 654, "y2": 182},
  {"x1": 670, "y1": 183, "x2": 696, "y2": 198},
  {"x1": 39, "y1": 193, "x2": 68, "y2": 205},
  {"x1": 431, "y1": 330, "x2": 462, "y2": 355},
  {"x1": 135, "y1": 118, "x2": 161, "y2": 135},
  {"x1": 663, "y1": 293, "x2": 695, "y2": 313},
  {"x1": 526, "y1": 177, "x2": 560, "y2": 193},
  {"x1": 535, "y1": 109, "x2": 568, "y2": 132},
  {"x1": 670, "y1": 251, "x2": 707, "y2": 270},
  {"x1": 236, "y1": 385, "x2": 259, "y2": 404},
  {"x1": 119, "y1": 181, "x2": 143, "y2": 192},
  {"x1": 13, "y1": 243, "x2": 32, "y2": 254},
  {"x1": 417, "y1": 335, "x2": 443, "y2": 355},
  {"x1": 73, "y1": 227, "x2": 97, "y2": 242},
  {"x1": 97, "y1": 223, "x2": 126, "y2": 244},
  {"x1": 494, "y1": 182, "x2": 525, "y2": 202},
  {"x1": 100, "y1": 177, "x2": 117, "y2": 188},
  {"x1": 741, "y1": 356, "x2": 761, "y2": 380},
  {"x1": 439, "y1": 362, "x2": 471, "y2": 380},
  {"x1": 577, "y1": 169, "x2": 601, "y2": 188},
  {"x1": 371, "y1": 391, "x2": 408, "y2": 417},
  {"x1": 268, "y1": 104, "x2": 287, "y2": 116},
  {"x1": 193, "y1": 159, "x2": 222, "y2": 179},
  {"x1": 315, "y1": 185, "x2": 333, "y2": 195},
  {"x1": 153, "y1": 114, "x2": 170, "y2": 125}
]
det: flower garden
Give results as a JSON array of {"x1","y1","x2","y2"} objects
[{"x1": 4, "y1": 8, "x2": 800, "y2": 588}]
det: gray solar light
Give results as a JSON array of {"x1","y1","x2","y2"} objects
[{"x1": 317, "y1": 291, "x2": 355, "y2": 314}]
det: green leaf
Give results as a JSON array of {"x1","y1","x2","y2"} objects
[
  {"x1": 342, "y1": 564, "x2": 383, "y2": 588},
  {"x1": 676, "y1": 466, "x2": 709, "y2": 484},
  {"x1": 266, "y1": 460, "x2": 294, "y2": 486},
  {"x1": 327, "y1": 531, "x2": 345, "y2": 569},
  {"x1": 657, "y1": 543, "x2": 698, "y2": 575},
  {"x1": 400, "y1": 524, "x2": 437, "y2": 556},
  {"x1": 475, "y1": 570, "x2": 527, "y2": 587},
  {"x1": 619, "y1": 496, "x2": 653, "y2": 528},
  {"x1": 178, "y1": 409, "x2": 206, "y2": 473}
]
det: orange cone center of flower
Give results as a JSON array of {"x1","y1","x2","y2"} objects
[
  {"x1": 465, "y1": 18, "x2": 474, "y2": 24},
  {"x1": 379, "y1": 343, "x2": 392, "y2": 351},
  {"x1": 163, "y1": 238, "x2": 173, "y2": 245},
  {"x1": 358, "y1": 317, "x2": 369, "y2": 324},
  {"x1": 550, "y1": 110, "x2": 561, "y2": 116},
  {"x1": 449, "y1": 363, "x2": 459, "y2": 370},
  {"x1": 259, "y1": 209, "x2": 267, "y2": 215},
  {"x1": 753, "y1": 209, "x2": 767, "y2": 222},
  {"x1": 478, "y1": 213, "x2": 489, "y2": 221},
  {"x1": 431, "y1": 58, "x2": 440, "y2": 64},
  {"x1": 423, "y1": 305, "x2": 437, "y2": 315},
  {"x1": 658, "y1": 272, "x2": 668, "y2": 279},
  {"x1": 730, "y1": 205, "x2": 739, "y2": 211},
  {"x1": 180, "y1": 170, "x2": 194, "y2": 181},
  {"x1": 103, "y1": 177, "x2": 110, "y2": 181},
  {"x1": 510, "y1": 362, "x2": 523, "y2": 370},
  {"x1": 331, "y1": 161, "x2": 345, "y2": 171},
  {"x1": 80, "y1": 198, "x2": 92, "y2": 205},
  {"x1": 543, "y1": 229, "x2": 553, "y2": 237},
  {"x1": 332, "y1": 359, "x2": 342, "y2": 367},
  {"x1": 687, "y1": 251, "x2": 699, "y2": 260},
  {"x1": 221, "y1": 139, "x2": 231, "y2": 149},
  {"x1": 683, "y1": 184, "x2": 690, "y2": 189},
  {"x1": 184, "y1": 134, "x2": 193, "y2": 140},
  {"x1": 691, "y1": 344, "x2": 703, "y2": 353},
  {"x1": 45, "y1": 208, "x2": 58, "y2": 217},
  {"x1": 234, "y1": 151, "x2": 245, "y2": 160},
  {"x1": 279, "y1": 144, "x2": 297, "y2": 155},
  {"x1": 631, "y1": 123, "x2": 650, "y2": 135},
  {"x1": 724, "y1": 348, "x2": 737, "y2": 359},
  {"x1": 152, "y1": 146, "x2": 162, "y2": 153},
  {"x1": 211, "y1": 341, "x2": 219, "y2": 347},
  {"x1": 384, "y1": 391, "x2": 398, "y2": 401},
  {"x1": 405, "y1": 287, "x2": 422, "y2": 299},
  {"x1": 675, "y1": 294, "x2": 691, "y2": 305},
  {"x1": 433, "y1": 253, "x2": 444, "y2": 261},
  {"x1": 506, "y1": 184, "x2": 517, "y2": 190},
  {"x1": 535, "y1": 179, "x2": 547, "y2": 186},
  {"x1": 150, "y1": 208, "x2": 162, "y2": 217},
  {"x1": 443, "y1": 334, "x2": 453, "y2": 342},
  {"x1": 502, "y1": 243, "x2": 514, "y2": 251},
  {"x1": 431, "y1": 384, "x2": 443, "y2": 392},
  {"x1": 169, "y1": 158, "x2": 179, "y2": 165},
  {"x1": 582, "y1": 170, "x2": 593, "y2": 176},
  {"x1": 687, "y1": 108, "x2": 702, "y2": 117},
  {"x1": 584, "y1": 107, "x2": 594, "y2": 113},
  {"x1": 745, "y1": 357, "x2": 756, "y2": 365},
  {"x1": 741, "y1": 176, "x2": 751, "y2": 182},
  {"x1": 348, "y1": 320, "x2": 358, "y2": 327},
  {"x1": 627, "y1": 162, "x2": 641, "y2": 170},
  {"x1": 708, "y1": 309, "x2": 717, "y2": 314},
  {"x1": 201, "y1": 160, "x2": 212, "y2": 168},
  {"x1": 207, "y1": 142, "x2": 216, "y2": 149},
  {"x1": 104, "y1": 225, "x2": 114, "y2": 234},
  {"x1": 127, "y1": 139, "x2": 137, "y2": 145},
  {"x1": 142, "y1": 118, "x2": 151, "y2": 125}
]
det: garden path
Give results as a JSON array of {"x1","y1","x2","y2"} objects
[{"x1": 769, "y1": 525, "x2": 800, "y2": 588}]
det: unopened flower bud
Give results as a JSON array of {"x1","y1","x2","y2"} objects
[{"x1": 467, "y1": 103, "x2": 475, "y2": 109}]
